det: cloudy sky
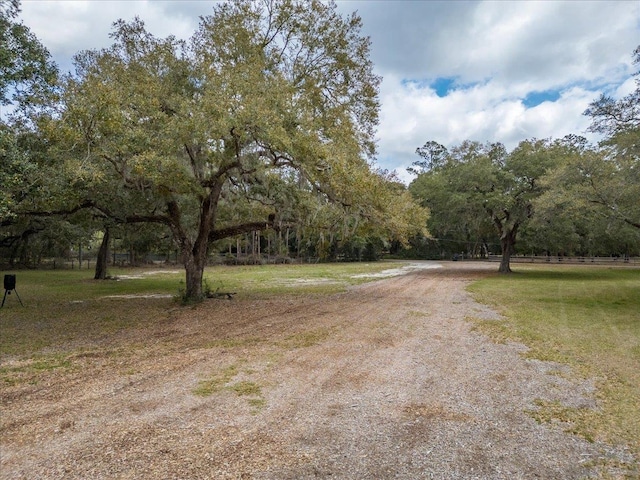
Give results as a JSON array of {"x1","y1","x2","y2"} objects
[{"x1": 18, "y1": 0, "x2": 640, "y2": 182}]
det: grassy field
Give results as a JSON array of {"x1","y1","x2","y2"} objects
[
  {"x1": 0, "y1": 262, "x2": 401, "y2": 358},
  {"x1": 468, "y1": 265, "x2": 640, "y2": 473},
  {"x1": 3, "y1": 261, "x2": 639, "y2": 473}
]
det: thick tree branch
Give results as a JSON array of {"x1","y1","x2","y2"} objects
[
  {"x1": 588, "y1": 198, "x2": 640, "y2": 231},
  {"x1": 16, "y1": 199, "x2": 97, "y2": 220},
  {"x1": 184, "y1": 143, "x2": 201, "y2": 181},
  {"x1": 0, "y1": 225, "x2": 45, "y2": 248},
  {"x1": 623, "y1": 218, "x2": 640, "y2": 230},
  {"x1": 209, "y1": 215, "x2": 276, "y2": 242}
]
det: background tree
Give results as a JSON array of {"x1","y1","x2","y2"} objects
[
  {"x1": 532, "y1": 145, "x2": 640, "y2": 255},
  {"x1": 408, "y1": 141, "x2": 497, "y2": 259},
  {"x1": 409, "y1": 140, "x2": 449, "y2": 175},
  {"x1": 536, "y1": 46, "x2": 640, "y2": 243},
  {"x1": 0, "y1": 0, "x2": 58, "y2": 113},
  {"x1": 409, "y1": 139, "x2": 560, "y2": 272},
  {"x1": 1, "y1": 0, "x2": 58, "y2": 218},
  {"x1": 581, "y1": 45, "x2": 639, "y2": 231},
  {"x1": 1, "y1": 0, "x2": 65, "y2": 265}
]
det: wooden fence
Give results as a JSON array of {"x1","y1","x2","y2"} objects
[{"x1": 487, "y1": 255, "x2": 639, "y2": 266}]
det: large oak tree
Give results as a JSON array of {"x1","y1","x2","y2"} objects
[
  {"x1": 45, "y1": 0, "x2": 425, "y2": 300},
  {"x1": 409, "y1": 139, "x2": 560, "y2": 273}
]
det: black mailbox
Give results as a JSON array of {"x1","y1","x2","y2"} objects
[
  {"x1": 4, "y1": 274, "x2": 16, "y2": 291},
  {"x1": 2, "y1": 274, "x2": 23, "y2": 307}
]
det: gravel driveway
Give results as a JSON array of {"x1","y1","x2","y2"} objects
[{"x1": 0, "y1": 262, "x2": 630, "y2": 478}]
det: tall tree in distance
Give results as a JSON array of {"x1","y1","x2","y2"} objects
[{"x1": 409, "y1": 139, "x2": 560, "y2": 273}]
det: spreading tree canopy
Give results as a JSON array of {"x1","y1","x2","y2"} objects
[
  {"x1": 409, "y1": 139, "x2": 561, "y2": 272},
  {"x1": 38, "y1": 0, "x2": 426, "y2": 300}
]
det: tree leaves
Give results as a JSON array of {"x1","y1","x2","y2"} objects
[{"x1": 34, "y1": 0, "x2": 420, "y2": 299}]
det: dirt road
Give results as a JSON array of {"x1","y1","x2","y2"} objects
[{"x1": 0, "y1": 262, "x2": 627, "y2": 478}]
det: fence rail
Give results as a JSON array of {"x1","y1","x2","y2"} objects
[
  {"x1": 1, "y1": 253, "x2": 319, "y2": 270},
  {"x1": 487, "y1": 255, "x2": 639, "y2": 266}
]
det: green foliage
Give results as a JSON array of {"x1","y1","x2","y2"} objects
[
  {"x1": 0, "y1": 0, "x2": 58, "y2": 109},
  {"x1": 408, "y1": 128, "x2": 640, "y2": 262},
  {"x1": 534, "y1": 129, "x2": 640, "y2": 254},
  {"x1": 37, "y1": 0, "x2": 425, "y2": 301},
  {"x1": 468, "y1": 266, "x2": 640, "y2": 469},
  {"x1": 1, "y1": 0, "x2": 60, "y2": 219},
  {"x1": 409, "y1": 139, "x2": 561, "y2": 270},
  {"x1": 534, "y1": 45, "x2": 640, "y2": 244},
  {"x1": 0, "y1": 0, "x2": 69, "y2": 264}
]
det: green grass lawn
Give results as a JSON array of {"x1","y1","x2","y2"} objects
[
  {"x1": 0, "y1": 262, "x2": 401, "y2": 358},
  {"x1": 468, "y1": 266, "x2": 640, "y2": 471},
  {"x1": 4, "y1": 261, "x2": 638, "y2": 473}
]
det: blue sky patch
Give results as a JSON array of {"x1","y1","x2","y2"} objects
[
  {"x1": 430, "y1": 77, "x2": 457, "y2": 97},
  {"x1": 401, "y1": 77, "x2": 488, "y2": 97},
  {"x1": 522, "y1": 90, "x2": 561, "y2": 108},
  {"x1": 400, "y1": 77, "x2": 457, "y2": 96}
]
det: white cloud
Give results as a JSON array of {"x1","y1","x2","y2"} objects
[
  {"x1": 350, "y1": 1, "x2": 638, "y2": 182},
  {"x1": 19, "y1": 1, "x2": 211, "y2": 70},
  {"x1": 614, "y1": 77, "x2": 638, "y2": 99},
  {"x1": 350, "y1": 0, "x2": 638, "y2": 90},
  {"x1": 15, "y1": 0, "x2": 639, "y2": 184},
  {"x1": 376, "y1": 77, "x2": 601, "y2": 183}
]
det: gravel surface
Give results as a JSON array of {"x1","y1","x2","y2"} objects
[{"x1": 0, "y1": 262, "x2": 633, "y2": 478}]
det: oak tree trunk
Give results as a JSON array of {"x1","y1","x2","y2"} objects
[
  {"x1": 94, "y1": 227, "x2": 110, "y2": 280},
  {"x1": 184, "y1": 253, "x2": 205, "y2": 300},
  {"x1": 498, "y1": 230, "x2": 517, "y2": 273}
]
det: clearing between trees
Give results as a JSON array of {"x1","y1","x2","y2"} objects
[{"x1": 0, "y1": 262, "x2": 634, "y2": 478}]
